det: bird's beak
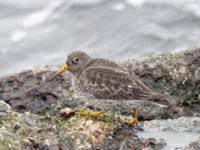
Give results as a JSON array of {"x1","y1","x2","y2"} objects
[{"x1": 48, "y1": 64, "x2": 69, "y2": 81}]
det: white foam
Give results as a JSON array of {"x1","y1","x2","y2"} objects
[
  {"x1": 126, "y1": 0, "x2": 146, "y2": 7},
  {"x1": 10, "y1": 30, "x2": 27, "y2": 42},
  {"x1": 0, "y1": 47, "x2": 9, "y2": 53},
  {"x1": 23, "y1": 9, "x2": 52, "y2": 28},
  {"x1": 112, "y1": 3, "x2": 126, "y2": 11},
  {"x1": 185, "y1": 2, "x2": 200, "y2": 16},
  {"x1": 143, "y1": 0, "x2": 189, "y2": 6},
  {"x1": 127, "y1": 0, "x2": 200, "y2": 10},
  {"x1": 22, "y1": 0, "x2": 64, "y2": 28},
  {"x1": 68, "y1": 0, "x2": 103, "y2": 5}
]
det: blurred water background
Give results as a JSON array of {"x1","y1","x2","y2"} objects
[{"x1": 1, "y1": 0, "x2": 200, "y2": 75}]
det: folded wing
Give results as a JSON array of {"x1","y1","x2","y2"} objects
[{"x1": 78, "y1": 67, "x2": 154, "y2": 100}]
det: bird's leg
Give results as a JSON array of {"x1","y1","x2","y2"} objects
[
  {"x1": 123, "y1": 107, "x2": 138, "y2": 125},
  {"x1": 123, "y1": 108, "x2": 143, "y2": 130},
  {"x1": 76, "y1": 111, "x2": 106, "y2": 119},
  {"x1": 133, "y1": 107, "x2": 139, "y2": 124}
]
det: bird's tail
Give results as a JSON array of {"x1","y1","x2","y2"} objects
[{"x1": 149, "y1": 93, "x2": 176, "y2": 108}]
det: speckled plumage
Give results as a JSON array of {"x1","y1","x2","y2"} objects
[{"x1": 66, "y1": 51, "x2": 171, "y2": 106}]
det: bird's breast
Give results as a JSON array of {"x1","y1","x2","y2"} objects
[
  {"x1": 71, "y1": 76, "x2": 86, "y2": 92},
  {"x1": 71, "y1": 76, "x2": 79, "y2": 91},
  {"x1": 71, "y1": 75, "x2": 96, "y2": 99}
]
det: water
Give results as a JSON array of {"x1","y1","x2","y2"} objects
[
  {"x1": 1, "y1": 0, "x2": 200, "y2": 75},
  {"x1": 138, "y1": 117, "x2": 200, "y2": 149},
  {"x1": 138, "y1": 131, "x2": 199, "y2": 149}
]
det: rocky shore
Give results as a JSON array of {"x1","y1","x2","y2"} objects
[{"x1": 0, "y1": 47, "x2": 199, "y2": 150}]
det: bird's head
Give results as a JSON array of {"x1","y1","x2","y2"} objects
[{"x1": 49, "y1": 51, "x2": 92, "y2": 80}]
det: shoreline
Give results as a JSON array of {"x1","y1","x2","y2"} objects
[{"x1": 0, "y1": 47, "x2": 199, "y2": 149}]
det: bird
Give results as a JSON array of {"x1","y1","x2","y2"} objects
[{"x1": 49, "y1": 51, "x2": 172, "y2": 127}]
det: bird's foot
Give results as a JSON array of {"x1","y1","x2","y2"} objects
[
  {"x1": 76, "y1": 111, "x2": 106, "y2": 119},
  {"x1": 123, "y1": 118, "x2": 138, "y2": 126},
  {"x1": 122, "y1": 108, "x2": 143, "y2": 131},
  {"x1": 123, "y1": 118, "x2": 143, "y2": 131}
]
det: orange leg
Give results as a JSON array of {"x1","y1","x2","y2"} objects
[
  {"x1": 123, "y1": 108, "x2": 143, "y2": 130},
  {"x1": 76, "y1": 111, "x2": 106, "y2": 119}
]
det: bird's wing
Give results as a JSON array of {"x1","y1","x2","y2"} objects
[
  {"x1": 128, "y1": 69, "x2": 153, "y2": 93},
  {"x1": 89, "y1": 58, "x2": 127, "y2": 71},
  {"x1": 78, "y1": 67, "x2": 153, "y2": 100}
]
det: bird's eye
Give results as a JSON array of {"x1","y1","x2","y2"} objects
[
  {"x1": 75, "y1": 58, "x2": 79, "y2": 62},
  {"x1": 72, "y1": 58, "x2": 79, "y2": 64}
]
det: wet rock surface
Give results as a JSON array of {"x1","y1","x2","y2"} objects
[
  {"x1": 0, "y1": 48, "x2": 200, "y2": 149},
  {"x1": 126, "y1": 48, "x2": 200, "y2": 118},
  {"x1": 0, "y1": 69, "x2": 72, "y2": 114}
]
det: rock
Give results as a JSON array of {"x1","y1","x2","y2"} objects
[
  {"x1": 148, "y1": 138, "x2": 157, "y2": 145},
  {"x1": 21, "y1": 139, "x2": 33, "y2": 150},
  {"x1": 0, "y1": 130, "x2": 21, "y2": 150},
  {"x1": 38, "y1": 141, "x2": 71, "y2": 150},
  {"x1": 147, "y1": 137, "x2": 166, "y2": 148},
  {"x1": 28, "y1": 138, "x2": 39, "y2": 149},
  {"x1": 142, "y1": 117, "x2": 200, "y2": 132},
  {"x1": 0, "y1": 70, "x2": 72, "y2": 114},
  {"x1": 65, "y1": 117, "x2": 115, "y2": 149},
  {"x1": 60, "y1": 107, "x2": 75, "y2": 119},
  {"x1": 0, "y1": 130, "x2": 15, "y2": 140},
  {"x1": 49, "y1": 144, "x2": 63, "y2": 150},
  {"x1": 13, "y1": 123, "x2": 21, "y2": 133},
  {"x1": 0, "y1": 47, "x2": 200, "y2": 150},
  {"x1": 23, "y1": 112, "x2": 37, "y2": 126},
  {"x1": 0, "y1": 100, "x2": 11, "y2": 112},
  {"x1": 189, "y1": 142, "x2": 200, "y2": 150},
  {"x1": 39, "y1": 142, "x2": 50, "y2": 150},
  {"x1": 98, "y1": 125, "x2": 165, "y2": 150},
  {"x1": 0, "y1": 48, "x2": 199, "y2": 119},
  {"x1": 194, "y1": 67, "x2": 200, "y2": 82}
]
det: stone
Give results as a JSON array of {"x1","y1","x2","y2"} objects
[
  {"x1": 49, "y1": 144, "x2": 63, "y2": 150},
  {"x1": 60, "y1": 107, "x2": 75, "y2": 119},
  {"x1": 0, "y1": 100, "x2": 11, "y2": 112}
]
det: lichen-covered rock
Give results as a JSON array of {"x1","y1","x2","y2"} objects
[
  {"x1": 0, "y1": 110, "x2": 74, "y2": 150},
  {"x1": 97, "y1": 125, "x2": 166, "y2": 150},
  {"x1": 0, "y1": 48, "x2": 200, "y2": 119},
  {"x1": 125, "y1": 47, "x2": 200, "y2": 118},
  {"x1": 0, "y1": 100, "x2": 11, "y2": 112},
  {"x1": 0, "y1": 69, "x2": 77, "y2": 114},
  {"x1": 0, "y1": 129, "x2": 21, "y2": 150},
  {"x1": 189, "y1": 141, "x2": 200, "y2": 150}
]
